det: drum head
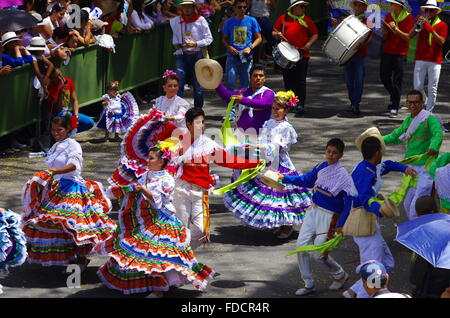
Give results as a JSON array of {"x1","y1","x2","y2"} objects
[{"x1": 278, "y1": 42, "x2": 300, "y2": 62}]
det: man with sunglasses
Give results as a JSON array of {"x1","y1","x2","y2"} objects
[
  {"x1": 382, "y1": 90, "x2": 444, "y2": 221},
  {"x1": 407, "y1": 0, "x2": 448, "y2": 113},
  {"x1": 222, "y1": 0, "x2": 262, "y2": 91},
  {"x1": 272, "y1": 0, "x2": 318, "y2": 115}
]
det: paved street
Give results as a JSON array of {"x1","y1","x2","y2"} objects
[{"x1": 1, "y1": 39, "x2": 449, "y2": 298}]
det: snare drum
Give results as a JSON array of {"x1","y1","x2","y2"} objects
[
  {"x1": 272, "y1": 41, "x2": 301, "y2": 69},
  {"x1": 322, "y1": 15, "x2": 371, "y2": 65}
]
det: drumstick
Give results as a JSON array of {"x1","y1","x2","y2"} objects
[
  {"x1": 273, "y1": 28, "x2": 289, "y2": 42},
  {"x1": 383, "y1": 20, "x2": 395, "y2": 32}
]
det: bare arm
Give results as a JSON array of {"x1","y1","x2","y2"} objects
[{"x1": 49, "y1": 164, "x2": 76, "y2": 175}]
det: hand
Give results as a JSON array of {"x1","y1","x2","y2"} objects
[
  {"x1": 300, "y1": 44, "x2": 311, "y2": 54},
  {"x1": 427, "y1": 149, "x2": 437, "y2": 156},
  {"x1": 164, "y1": 116, "x2": 175, "y2": 122},
  {"x1": 441, "y1": 287, "x2": 450, "y2": 298},
  {"x1": 335, "y1": 227, "x2": 343, "y2": 234},
  {"x1": 199, "y1": 232, "x2": 211, "y2": 244},
  {"x1": 231, "y1": 94, "x2": 243, "y2": 104},
  {"x1": 43, "y1": 87, "x2": 49, "y2": 98},
  {"x1": 242, "y1": 47, "x2": 251, "y2": 55},
  {"x1": 331, "y1": 17, "x2": 338, "y2": 27},
  {"x1": 184, "y1": 40, "x2": 197, "y2": 48},
  {"x1": 228, "y1": 45, "x2": 239, "y2": 55},
  {"x1": 134, "y1": 184, "x2": 143, "y2": 192},
  {"x1": 273, "y1": 31, "x2": 283, "y2": 40},
  {"x1": 0, "y1": 65, "x2": 12, "y2": 75},
  {"x1": 388, "y1": 21, "x2": 397, "y2": 31},
  {"x1": 276, "y1": 172, "x2": 284, "y2": 180},
  {"x1": 405, "y1": 167, "x2": 417, "y2": 177}
]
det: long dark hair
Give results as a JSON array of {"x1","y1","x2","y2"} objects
[
  {"x1": 132, "y1": 0, "x2": 146, "y2": 20},
  {"x1": 52, "y1": 116, "x2": 70, "y2": 129}
]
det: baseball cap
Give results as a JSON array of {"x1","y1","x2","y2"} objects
[{"x1": 356, "y1": 260, "x2": 387, "y2": 282}]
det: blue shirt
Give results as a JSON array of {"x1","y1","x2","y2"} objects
[
  {"x1": 222, "y1": 16, "x2": 261, "y2": 56},
  {"x1": 282, "y1": 161, "x2": 352, "y2": 227},
  {"x1": 2, "y1": 53, "x2": 33, "y2": 68},
  {"x1": 344, "y1": 160, "x2": 407, "y2": 221}
]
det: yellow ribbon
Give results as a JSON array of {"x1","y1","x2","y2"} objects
[{"x1": 221, "y1": 97, "x2": 239, "y2": 147}]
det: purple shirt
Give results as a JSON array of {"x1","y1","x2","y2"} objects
[{"x1": 216, "y1": 82, "x2": 275, "y2": 133}]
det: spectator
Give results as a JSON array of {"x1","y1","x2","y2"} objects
[
  {"x1": 92, "y1": 19, "x2": 116, "y2": 53},
  {"x1": 32, "y1": 0, "x2": 50, "y2": 15},
  {"x1": 47, "y1": 26, "x2": 73, "y2": 63},
  {"x1": 130, "y1": 0, "x2": 156, "y2": 32},
  {"x1": 102, "y1": 0, "x2": 130, "y2": 35},
  {"x1": 42, "y1": 3, "x2": 67, "y2": 36},
  {"x1": 196, "y1": 0, "x2": 219, "y2": 23},
  {"x1": 222, "y1": 0, "x2": 262, "y2": 91},
  {"x1": 356, "y1": 260, "x2": 412, "y2": 298},
  {"x1": 145, "y1": 0, "x2": 168, "y2": 25},
  {"x1": 170, "y1": 0, "x2": 213, "y2": 108},
  {"x1": 46, "y1": 68, "x2": 95, "y2": 134},
  {"x1": 249, "y1": 0, "x2": 276, "y2": 60},
  {"x1": 1, "y1": 32, "x2": 33, "y2": 68},
  {"x1": 72, "y1": 10, "x2": 96, "y2": 46},
  {"x1": 22, "y1": 13, "x2": 52, "y2": 51},
  {"x1": 28, "y1": 36, "x2": 54, "y2": 99},
  {"x1": 161, "y1": 0, "x2": 179, "y2": 20}
]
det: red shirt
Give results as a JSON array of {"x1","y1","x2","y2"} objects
[
  {"x1": 383, "y1": 13, "x2": 414, "y2": 55},
  {"x1": 358, "y1": 17, "x2": 371, "y2": 57},
  {"x1": 46, "y1": 77, "x2": 75, "y2": 113},
  {"x1": 415, "y1": 20, "x2": 448, "y2": 64},
  {"x1": 273, "y1": 14, "x2": 318, "y2": 58},
  {"x1": 180, "y1": 148, "x2": 259, "y2": 190}
]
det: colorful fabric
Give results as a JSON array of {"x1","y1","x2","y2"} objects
[
  {"x1": 96, "y1": 185, "x2": 215, "y2": 294},
  {"x1": 21, "y1": 170, "x2": 116, "y2": 266},
  {"x1": 316, "y1": 162, "x2": 358, "y2": 197},
  {"x1": 0, "y1": 208, "x2": 27, "y2": 275},
  {"x1": 223, "y1": 166, "x2": 313, "y2": 229},
  {"x1": 103, "y1": 92, "x2": 139, "y2": 134}
]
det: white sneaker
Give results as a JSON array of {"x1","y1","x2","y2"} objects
[
  {"x1": 295, "y1": 287, "x2": 315, "y2": 296},
  {"x1": 329, "y1": 272, "x2": 349, "y2": 290},
  {"x1": 146, "y1": 291, "x2": 163, "y2": 298},
  {"x1": 342, "y1": 290, "x2": 355, "y2": 298},
  {"x1": 389, "y1": 109, "x2": 398, "y2": 118}
]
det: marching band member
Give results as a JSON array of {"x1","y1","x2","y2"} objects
[
  {"x1": 408, "y1": 0, "x2": 448, "y2": 113},
  {"x1": 272, "y1": 0, "x2": 318, "y2": 115},
  {"x1": 380, "y1": 0, "x2": 414, "y2": 118}
]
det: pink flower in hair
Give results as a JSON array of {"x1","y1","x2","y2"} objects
[
  {"x1": 163, "y1": 70, "x2": 178, "y2": 79},
  {"x1": 286, "y1": 96, "x2": 299, "y2": 107},
  {"x1": 161, "y1": 148, "x2": 174, "y2": 161}
]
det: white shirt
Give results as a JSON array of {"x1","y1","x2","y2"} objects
[
  {"x1": 130, "y1": 11, "x2": 154, "y2": 30},
  {"x1": 169, "y1": 15, "x2": 213, "y2": 55},
  {"x1": 154, "y1": 95, "x2": 190, "y2": 128},
  {"x1": 103, "y1": 94, "x2": 122, "y2": 114},
  {"x1": 250, "y1": 0, "x2": 270, "y2": 18},
  {"x1": 139, "y1": 170, "x2": 175, "y2": 212},
  {"x1": 45, "y1": 138, "x2": 83, "y2": 183}
]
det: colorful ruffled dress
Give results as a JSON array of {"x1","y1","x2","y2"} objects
[
  {"x1": 0, "y1": 208, "x2": 27, "y2": 284},
  {"x1": 97, "y1": 170, "x2": 215, "y2": 294},
  {"x1": 223, "y1": 118, "x2": 313, "y2": 229},
  {"x1": 153, "y1": 95, "x2": 190, "y2": 128},
  {"x1": 21, "y1": 138, "x2": 117, "y2": 266},
  {"x1": 97, "y1": 92, "x2": 139, "y2": 134}
]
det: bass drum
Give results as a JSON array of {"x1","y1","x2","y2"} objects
[
  {"x1": 322, "y1": 15, "x2": 371, "y2": 65},
  {"x1": 272, "y1": 41, "x2": 301, "y2": 69}
]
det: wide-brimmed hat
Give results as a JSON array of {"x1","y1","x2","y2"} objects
[
  {"x1": 287, "y1": 0, "x2": 309, "y2": 11},
  {"x1": 27, "y1": 36, "x2": 48, "y2": 51},
  {"x1": 31, "y1": 13, "x2": 48, "y2": 26},
  {"x1": 386, "y1": 0, "x2": 407, "y2": 8},
  {"x1": 379, "y1": 195, "x2": 400, "y2": 218},
  {"x1": 1, "y1": 32, "x2": 20, "y2": 47},
  {"x1": 178, "y1": 0, "x2": 196, "y2": 5},
  {"x1": 91, "y1": 19, "x2": 109, "y2": 31},
  {"x1": 258, "y1": 170, "x2": 285, "y2": 190},
  {"x1": 144, "y1": 0, "x2": 157, "y2": 6},
  {"x1": 355, "y1": 127, "x2": 386, "y2": 154},
  {"x1": 421, "y1": 0, "x2": 442, "y2": 13},
  {"x1": 195, "y1": 58, "x2": 223, "y2": 90},
  {"x1": 350, "y1": 0, "x2": 368, "y2": 9}
]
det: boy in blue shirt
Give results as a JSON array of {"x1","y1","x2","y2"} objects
[
  {"x1": 342, "y1": 134, "x2": 416, "y2": 298},
  {"x1": 279, "y1": 138, "x2": 355, "y2": 296},
  {"x1": 222, "y1": 0, "x2": 262, "y2": 90}
]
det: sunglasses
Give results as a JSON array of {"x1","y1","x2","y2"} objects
[
  {"x1": 406, "y1": 100, "x2": 421, "y2": 105},
  {"x1": 298, "y1": 5, "x2": 307, "y2": 8},
  {"x1": 424, "y1": 8, "x2": 436, "y2": 12},
  {"x1": 237, "y1": 5, "x2": 247, "y2": 9}
]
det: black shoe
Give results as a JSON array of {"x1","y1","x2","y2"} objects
[{"x1": 345, "y1": 105, "x2": 354, "y2": 113}]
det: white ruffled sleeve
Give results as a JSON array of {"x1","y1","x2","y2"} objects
[
  {"x1": 149, "y1": 175, "x2": 175, "y2": 210},
  {"x1": 263, "y1": 122, "x2": 297, "y2": 163},
  {"x1": 66, "y1": 139, "x2": 83, "y2": 172},
  {"x1": 173, "y1": 98, "x2": 190, "y2": 127}
]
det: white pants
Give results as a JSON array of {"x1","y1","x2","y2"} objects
[
  {"x1": 173, "y1": 178, "x2": 208, "y2": 250},
  {"x1": 296, "y1": 205, "x2": 345, "y2": 288},
  {"x1": 404, "y1": 165, "x2": 434, "y2": 221},
  {"x1": 413, "y1": 60, "x2": 441, "y2": 112},
  {"x1": 350, "y1": 222, "x2": 395, "y2": 298}
]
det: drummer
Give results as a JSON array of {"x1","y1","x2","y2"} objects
[
  {"x1": 272, "y1": 0, "x2": 318, "y2": 115},
  {"x1": 331, "y1": 0, "x2": 373, "y2": 117}
]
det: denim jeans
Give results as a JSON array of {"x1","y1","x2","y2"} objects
[
  {"x1": 175, "y1": 52, "x2": 204, "y2": 108},
  {"x1": 225, "y1": 54, "x2": 253, "y2": 91},
  {"x1": 343, "y1": 53, "x2": 366, "y2": 110}
]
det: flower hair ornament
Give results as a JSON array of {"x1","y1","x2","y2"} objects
[
  {"x1": 60, "y1": 110, "x2": 78, "y2": 136},
  {"x1": 275, "y1": 90, "x2": 299, "y2": 107},
  {"x1": 156, "y1": 137, "x2": 181, "y2": 161},
  {"x1": 108, "y1": 81, "x2": 120, "y2": 90},
  {"x1": 162, "y1": 69, "x2": 178, "y2": 79}
]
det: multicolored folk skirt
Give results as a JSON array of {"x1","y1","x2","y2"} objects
[
  {"x1": 0, "y1": 208, "x2": 27, "y2": 275},
  {"x1": 21, "y1": 170, "x2": 117, "y2": 266},
  {"x1": 96, "y1": 188, "x2": 215, "y2": 294},
  {"x1": 98, "y1": 92, "x2": 139, "y2": 134},
  {"x1": 224, "y1": 166, "x2": 313, "y2": 229}
]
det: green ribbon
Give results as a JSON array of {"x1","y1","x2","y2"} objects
[
  {"x1": 287, "y1": 12, "x2": 309, "y2": 28},
  {"x1": 221, "y1": 97, "x2": 239, "y2": 147},
  {"x1": 212, "y1": 159, "x2": 266, "y2": 195},
  {"x1": 286, "y1": 234, "x2": 344, "y2": 256},
  {"x1": 391, "y1": 9, "x2": 409, "y2": 27},
  {"x1": 428, "y1": 17, "x2": 441, "y2": 45}
]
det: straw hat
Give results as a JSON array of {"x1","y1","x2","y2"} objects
[
  {"x1": 1, "y1": 32, "x2": 20, "y2": 47},
  {"x1": 27, "y1": 37, "x2": 48, "y2": 51},
  {"x1": 178, "y1": 0, "x2": 196, "y2": 5},
  {"x1": 350, "y1": 0, "x2": 368, "y2": 9},
  {"x1": 287, "y1": 0, "x2": 309, "y2": 11},
  {"x1": 258, "y1": 170, "x2": 285, "y2": 190},
  {"x1": 386, "y1": 0, "x2": 407, "y2": 8},
  {"x1": 195, "y1": 58, "x2": 223, "y2": 90},
  {"x1": 355, "y1": 127, "x2": 386, "y2": 154},
  {"x1": 31, "y1": 13, "x2": 48, "y2": 26},
  {"x1": 379, "y1": 195, "x2": 400, "y2": 218},
  {"x1": 421, "y1": 0, "x2": 442, "y2": 13}
]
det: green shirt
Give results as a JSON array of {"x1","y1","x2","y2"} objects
[{"x1": 382, "y1": 115, "x2": 444, "y2": 166}]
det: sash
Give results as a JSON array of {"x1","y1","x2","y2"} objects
[
  {"x1": 287, "y1": 12, "x2": 308, "y2": 28},
  {"x1": 429, "y1": 17, "x2": 442, "y2": 45},
  {"x1": 399, "y1": 109, "x2": 432, "y2": 141},
  {"x1": 391, "y1": 9, "x2": 409, "y2": 27},
  {"x1": 238, "y1": 86, "x2": 272, "y2": 118}
]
